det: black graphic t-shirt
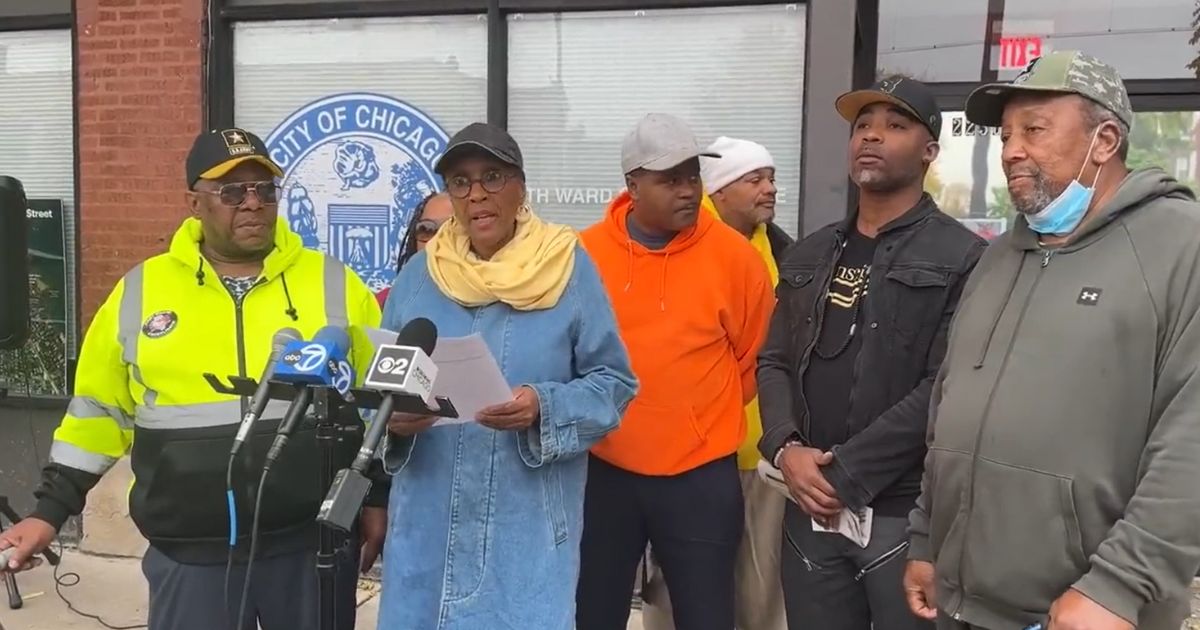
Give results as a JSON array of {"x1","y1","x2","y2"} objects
[{"x1": 803, "y1": 229, "x2": 877, "y2": 450}]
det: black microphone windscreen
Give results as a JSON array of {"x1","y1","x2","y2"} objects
[{"x1": 395, "y1": 317, "x2": 438, "y2": 356}]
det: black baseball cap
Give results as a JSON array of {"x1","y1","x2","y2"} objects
[
  {"x1": 835, "y1": 76, "x2": 943, "y2": 140},
  {"x1": 185, "y1": 128, "x2": 283, "y2": 188},
  {"x1": 434, "y1": 122, "x2": 524, "y2": 176}
]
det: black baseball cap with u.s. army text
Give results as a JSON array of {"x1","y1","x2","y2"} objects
[{"x1": 185, "y1": 128, "x2": 283, "y2": 187}]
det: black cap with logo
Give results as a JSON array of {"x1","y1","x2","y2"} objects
[
  {"x1": 835, "y1": 76, "x2": 943, "y2": 140},
  {"x1": 185, "y1": 128, "x2": 283, "y2": 188},
  {"x1": 433, "y1": 122, "x2": 524, "y2": 176}
]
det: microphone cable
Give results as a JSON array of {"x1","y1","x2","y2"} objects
[
  {"x1": 13, "y1": 366, "x2": 147, "y2": 629},
  {"x1": 234, "y1": 466, "x2": 271, "y2": 630},
  {"x1": 223, "y1": 451, "x2": 239, "y2": 630}
]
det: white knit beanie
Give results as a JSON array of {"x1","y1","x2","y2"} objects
[{"x1": 700, "y1": 136, "x2": 776, "y2": 195}]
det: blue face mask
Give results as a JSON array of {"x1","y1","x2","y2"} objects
[{"x1": 1026, "y1": 129, "x2": 1103, "y2": 236}]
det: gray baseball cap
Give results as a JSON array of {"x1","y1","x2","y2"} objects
[
  {"x1": 621, "y1": 113, "x2": 720, "y2": 174},
  {"x1": 965, "y1": 50, "x2": 1133, "y2": 128}
]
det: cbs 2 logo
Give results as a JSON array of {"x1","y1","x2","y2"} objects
[{"x1": 376, "y1": 355, "x2": 411, "y2": 377}]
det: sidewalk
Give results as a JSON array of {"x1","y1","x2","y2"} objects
[
  {"x1": 0, "y1": 549, "x2": 645, "y2": 630},
  {"x1": 10, "y1": 550, "x2": 1195, "y2": 630}
]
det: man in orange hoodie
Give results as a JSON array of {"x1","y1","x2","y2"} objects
[{"x1": 576, "y1": 113, "x2": 775, "y2": 630}]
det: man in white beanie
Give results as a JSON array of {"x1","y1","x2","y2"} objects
[{"x1": 640, "y1": 136, "x2": 793, "y2": 630}]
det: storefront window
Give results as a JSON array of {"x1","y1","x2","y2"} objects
[
  {"x1": 926, "y1": 110, "x2": 1200, "y2": 240},
  {"x1": 507, "y1": 5, "x2": 807, "y2": 236},
  {"x1": 0, "y1": 29, "x2": 76, "y2": 396},
  {"x1": 878, "y1": 0, "x2": 990, "y2": 83},
  {"x1": 233, "y1": 16, "x2": 487, "y2": 292},
  {"x1": 880, "y1": 0, "x2": 1200, "y2": 82}
]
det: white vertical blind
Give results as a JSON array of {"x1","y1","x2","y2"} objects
[
  {"x1": 507, "y1": 5, "x2": 807, "y2": 236},
  {"x1": 0, "y1": 29, "x2": 76, "y2": 355}
]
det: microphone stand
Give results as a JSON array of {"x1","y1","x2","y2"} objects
[
  {"x1": 311, "y1": 386, "x2": 347, "y2": 630},
  {"x1": 203, "y1": 373, "x2": 456, "y2": 630}
]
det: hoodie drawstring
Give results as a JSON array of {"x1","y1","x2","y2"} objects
[
  {"x1": 623, "y1": 239, "x2": 669, "y2": 312},
  {"x1": 280, "y1": 272, "x2": 299, "y2": 321},
  {"x1": 659, "y1": 252, "x2": 669, "y2": 312},
  {"x1": 624, "y1": 241, "x2": 635, "y2": 293},
  {"x1": 196, "y1": 250, "x2": 297, "y2": 322},
  {"x1": 973, "y1": 254, "x2": 1023, "y2": 369}
]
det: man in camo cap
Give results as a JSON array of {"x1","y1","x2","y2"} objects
[{"x1": 904, "y1": 50, "x2": 1200, "y2": 630}]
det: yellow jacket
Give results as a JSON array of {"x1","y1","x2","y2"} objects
[
  {"x1": 38, "y1": 217, "x2": 380, "y2": 559},
  {"x1": 703, "y1": 199, "x2": 780, "y2": 470}
]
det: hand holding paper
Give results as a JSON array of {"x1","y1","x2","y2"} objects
[
  {"x1": 756, "y1": 459, "x2": 873, "y2": 547},
  {"x1": 477, "y1": 386, "x2": 540, "y2": 430}
]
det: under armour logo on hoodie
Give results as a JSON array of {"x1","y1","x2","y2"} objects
[{"x1": 1077, "y1": 287, "x2": 1103, "y2": 306}]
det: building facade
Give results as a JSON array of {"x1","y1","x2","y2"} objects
[{"x1": 0, "y1": 0, "x2": 1197, "y2": 542}]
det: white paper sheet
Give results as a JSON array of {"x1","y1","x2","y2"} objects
[
  {"x1": 361, "y1": 327, "x2": 513, "y2": 426},
  {"x1": 428, "y1": 333, "x2": 514, "y2": 426},
  {"x1": 812, "y1": 506, "x2": 873, "y2": 549},
  {"x1": 756, "y1": 459, "x2": 873, "y2": 548}
]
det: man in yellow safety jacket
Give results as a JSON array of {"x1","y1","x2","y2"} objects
[{"x1": 0, "y1": 128, "x2": 384, "y2": 630}]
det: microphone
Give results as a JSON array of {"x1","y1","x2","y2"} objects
[
  {"x1": 316, "y1": 317, "x2": 439, "y2": 532},
  {"x1": 262, "y1": 326, "x2": 352, "y2": 468},
  {"x1": 360, "y1": 317, "x2": 439, "y2": 408},
  {"x1": 230, "y1": 327, "x2": 303, "y2": 457}
]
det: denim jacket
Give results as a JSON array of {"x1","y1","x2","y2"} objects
[{"x1": 377, "y1": 246, "x2": 637, "y2": 630}]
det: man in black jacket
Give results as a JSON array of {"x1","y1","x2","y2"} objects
[{"x1": 757, "y1": 77, "x2": 985, "y2": 630}]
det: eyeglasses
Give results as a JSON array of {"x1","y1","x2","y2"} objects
[
  {"x1": 413, "y1": 218, "x2": 446, "y2": 242},
  {"x1": 195, "y1": 181, "x2": 280, "y2": 207},
  {"x1": 445, "y1": 170, "x2": 513, "y2": 199}
]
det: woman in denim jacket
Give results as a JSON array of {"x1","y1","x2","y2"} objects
[{"x1": 377, "y1": 122, "x2": 637, "y2": 630}]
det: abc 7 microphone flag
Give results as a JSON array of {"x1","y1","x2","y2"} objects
[{"x1": 274, "y1": 335, "x2": 355, "y2": 395}]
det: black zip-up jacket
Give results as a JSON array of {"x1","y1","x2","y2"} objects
[
  {"x1": 757, "y1": 194, "x2": 985, "y2": 514},
  {"x1": 765, "y1": 221, "x2": 795, "y2": 261}
]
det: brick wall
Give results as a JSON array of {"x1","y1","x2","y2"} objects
[{"x1": 76, "y1": 0, "x2": 205, "y2": 325}]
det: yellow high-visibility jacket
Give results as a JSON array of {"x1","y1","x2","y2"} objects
[{"x1": 33, "y1": 216, "x2": 381, "y2": 562}]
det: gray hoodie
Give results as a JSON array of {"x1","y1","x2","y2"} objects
[{"x1": 909, "y1": 168, "x2": 1200, "y2": 629}]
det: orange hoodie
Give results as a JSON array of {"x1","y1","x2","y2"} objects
[{"x1": 580, "y1": 191, "x2": 775, "y2": 476}]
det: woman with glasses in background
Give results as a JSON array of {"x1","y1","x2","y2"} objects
[
  {"x1": 375, "y1": 122, "x2": 636, "y2": 630},
  {"x1": 376, "y1": 191, "x2": 452, "y2": 307}
]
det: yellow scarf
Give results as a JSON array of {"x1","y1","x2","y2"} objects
[{"x1": 425, "y1": 205, "x2": 578, "y2": 311}]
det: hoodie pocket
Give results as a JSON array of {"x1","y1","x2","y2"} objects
[
  {"x1": 962, "y1": 458, "x2": 1088, "y2": 612},
  {"x1": 927, "y1": 448, "x2": 971, "y2": 588},
  {"x1": 615, "y1": 398, "x2": 705, "y2": 469}
]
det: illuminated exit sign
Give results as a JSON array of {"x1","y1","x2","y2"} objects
[{"x1": 999, "y1": 36, "x2": 1044, "y2": 70}]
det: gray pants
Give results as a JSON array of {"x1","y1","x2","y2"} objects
[
  {"x1": 142, "y1": 545, "x2": 350, "y2": 630},
  {"x1": 780, "y1": 505, "x2": 932, "y2": 630}
]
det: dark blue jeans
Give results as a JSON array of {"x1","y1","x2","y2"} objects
[
  {"x1": 780, "y1": 502, "x2": 932, "y2": 630},
  {"x1": 141, "y1": 535, "x2": 360, "y2": 630},
  {"x1": 576, "y1": 455, "x2": 744, "y2": 630}
]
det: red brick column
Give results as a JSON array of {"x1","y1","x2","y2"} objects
[{"x1": 76, "y1": 0, "x2": 206, "y2": 324}]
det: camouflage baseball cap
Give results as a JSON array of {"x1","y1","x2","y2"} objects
[{"x1": 965, "y1": 50, "x2": 1132, "y2": 128}]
